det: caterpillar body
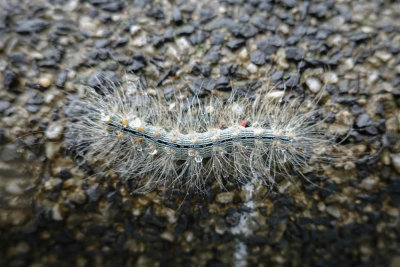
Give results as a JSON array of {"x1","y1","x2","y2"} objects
[{"x1": 68, "y1": 75, "x2": 332, "y2": 193}]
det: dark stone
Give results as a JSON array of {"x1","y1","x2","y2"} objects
[
  {"x1": 110, "y1": 53, "x2": 132, "y2": 65},
  {"x1": 268, "y1": 207, "x2": 290, "y2": 225},
  {"x1": 250, "y1": 16, "x2": 268, "y2": 31},
  {"x1": 126, "y1": 60, "x2": 145, "y2": 72},
  {"x1": 293, "y1": 25, "x2": 307, "y2": 37},
  {"x1": 0, "y1": 10, "x2": 9, "y2": 29},
  {"x1": 347, "y1": 31, "x2": 370, "y2": 42},
  {"x1": 199, "y1": 9, "x2": 215, "y2": 24},
  {"x1": 257, "y1": 40, "x2": 276, "y2": 55},
  {"x1": 176, "y1": 25, "x2": 195, "y2": 36},
  {"x1": 271, "y1": 70, "x2": 284, "y2": 82},
  {"x1": 325, "y1": 112, "x2": 336, "y2": 123},
  {"x1": 3, "y1": 69, "x2": 18, "y2": 88},
  {"x1": 285, "y1": 73, "x2": 300, "y2": 87},
  {"x1": 306, "y1": 26, "x2": 318, "y2": 35},
  {"x1": 241, "y1": 3, "x2": 254, "y2": 15},
  {"x1": 86, "y1": 185, "x2": 103, "y2": 202},
  {"x1": 238, "y1": 24, "x2": 258, "y2": 38},
  {"x1": 172, "y1": 6, "x2": 183, "y2": 24},
  {"x1": 304, "y1": 57, "x2": 339, "y2": 67},
  {"x1": 250, "y1": 50, "x2": 266, "y2": 66},
  {"x1": 99, "y1": 13, "x2": 112, "y2": 23},
  {"x1": 351, "y1": 104, "x2": 364, "y2": 116},
  {"x1": 175, "y1": 214, "x2": 188, "y2": 236},
  {"x1": 14, "y1": 18, "x2": 49, "y2": 33},
  {"x1": 164, "y1": 27, "x2": 174, "y2": 42},
  {"x1": 140, "y1": 208, "x2": 165, "y2": 228},
  {"x1": 188, "y1": 78, "x2": 215, "y2": 95},
  {"x1": 285, "y1": 47, "x2": 305, "y2": 61},
  {"x1": 96, "y1": 39, "x2": 111, "y2": 48},
  {"x1": 316, "y1": 29, "x2": 330, "y2": 40},
  {"x1": 157, "y1": 65, "x2": 179, "y2": 86},
  {"x1": 38, "y1": 48, "x2": 64, "y2": 67},
  {"x1": 0, "y1": 101, "x2": 11, "y2": 113},
  {"x1": 98, "y1": 2, "x2": 123, "y2": 12},
  {"x1": 190, "y1": 63, "x2": 210, "y2": 78},
  {"x1": 26, "y1": 105, "x2": 40, "y2": 113},
  {"x1": 162, "y1": 85, "x2": 175, "y2": 100},
  {"x1": 55, "y1": 70, "x2": 68, "y2": 88},
  {"x1": 204, "y1": 49, "x2": 220, "y2": 64},
  {"x1": 338, "y1": 80, "x2": 350, "y2": 94},
  {"x1": 189, "y1": 30, "x2": 206, "y2": 45},
  {"x1": 27, "y1": 90, "x2": 44, "y2": 105},
  {"x1": 88, "y1": 71, "x2": 121, "y2": 89},
  {"x1": 246, "y1": 80, "x2": 262, "y2": 91},
  {"x1": 355, "y1": 113, "x2": 372, "y2": 128},
  {"x1": 152, "y1": 35, "x2": 164, "y2": 47},
  {"x1": 97, "y1": 48, "x2": 109, "y2": 60},
  {"x1": 150, "y1": 57, "x2": 165, "y2": 72},
  {"x1": 220, "y1": 63, "x2": 238, "y2": 76},
  {"x1": 112, "y1": 37, "x2": 128, "y2": 48},
  {"x1": 146, "y1": 5, "x2": 166, "y2": 19},
  {"x1": 214, "y1": 76, "x2": 231, "y2": 91},
  {"x1": 133, "y1": 53, "x2": 146, "y2": 63},
  {"x1": 326, "y1": 84, "x2": 337, "y2": 94},
  {"x1": 365, "y1": 125, "x2": 378, "y2": 135},
  {"x1": 282, "y1": 0, "x2": 297, "y2": 8},
  {"x1": 58, "y1": 168, "x2": 72, "y2": 180},
  {"x1": 382, "y1": 131, "x2": 397, "y2": 147},
  {"x1": 386, "y1": 179, "x2": 400, "y2": 193},
  {"x1": 336, "y1": 96, "x2": 357, "y2": 105},
  {"x1": 286, "y1": 35, "x2": 302, "y2": 45},
  {"x1": 225, "y1": 209, "x2": 241, "y2": 227},
  {"x1": 233, "y1": 67, "x2": 249, "y2": 79},
  {"x1": 387, "y1": 179, "x2": 400, "y2": 206},
  {"x1": 226, "y1": 38, "x2": 245, "y2": 50},
  {"x1": 310, "y1": 3, "x2": 328, "y2": 18},
  {"x1": 9, "y1": 52, "x2": 26, "y2": 65},
  {"x1": 0, "y1": 129, "x2": 6, "y2": 145},
  {"x1": 0, "y1": 143, "x2": 21, "y2": 162},
  {"x1": 210, "y1": 33, "x2": 225, "y2": 46},
  {"x1": 54, "y1": 22, "x2": 75, "y2": 35},
  {"x1": 207, "y1": 18, "x2": 238, "y2": 32},
  {"x1": 37, "y1": 59, "x2": 58, "y2": 68},
  {"x1": 336, "y1": 5, "x2": 352, "y2": 21},
  {"x1": 268, "y1": 34, "x2": 285, "y2": 47}
]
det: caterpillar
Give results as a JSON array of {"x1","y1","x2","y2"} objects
[{"x1": 66, "y1": 74, "x2": 338, "y2": 194}]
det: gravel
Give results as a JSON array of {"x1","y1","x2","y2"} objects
[{"x1": 0, "y1": 0, "x2": 399, "y2": 266}]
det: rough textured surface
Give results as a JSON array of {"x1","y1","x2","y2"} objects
[{"x1": 0, "y1": 0, "x2": 400, "y2": 266}]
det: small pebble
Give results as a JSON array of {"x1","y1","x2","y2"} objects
[
  {"x1": 306, "y1": 77, "x2": 322, "y2": 93},
  {"x1": 391, "y1": 154, "x2": 400, "y2": 174},
  {"x1": 38, "y1": 76, "x2": 53, "y2": 88},
  {"x1": 216, "y1": 192, "x2": 234, "y2": 204},
  {"x1": 45, "y1": 123, "x2": 64, "y2": 140}
]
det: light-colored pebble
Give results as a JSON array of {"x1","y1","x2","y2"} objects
[
  {"x1": 323, "y1": 72, "x2": 338, "y2": 84},
  {"x1": 306, "y1": 77, "x2": 322, "y2": 93},
  {"x1": 216, "y1": 192, "x2": 234, "y2": 204},
  {"x1": 326, "y1": 205, "x2": 341, "y2": 219},
  {"x1": 38, "y1": 76, "x2": 53, "y2": 88},
  {"x1": 45, "y1": 123, "x2": 64, "y2": 140},
  {"x1": 246, "y1": 63, "x2": 258, "y2": 74},
  {"x1": 391, "y1": 153, "x2": 400, "y2": 174}
]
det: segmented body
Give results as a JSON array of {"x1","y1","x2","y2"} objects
[{"x1": 106, "y1": 119, "x2": 292, "y2": 160}]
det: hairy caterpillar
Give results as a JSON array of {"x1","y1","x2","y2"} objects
[{"x1": 66, "y1": 74, "x2": 338, "y2": 193}]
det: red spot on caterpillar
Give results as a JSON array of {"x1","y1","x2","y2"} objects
[{"x1": 240, "y1": 121, "x2": 247, "y2": 127}]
